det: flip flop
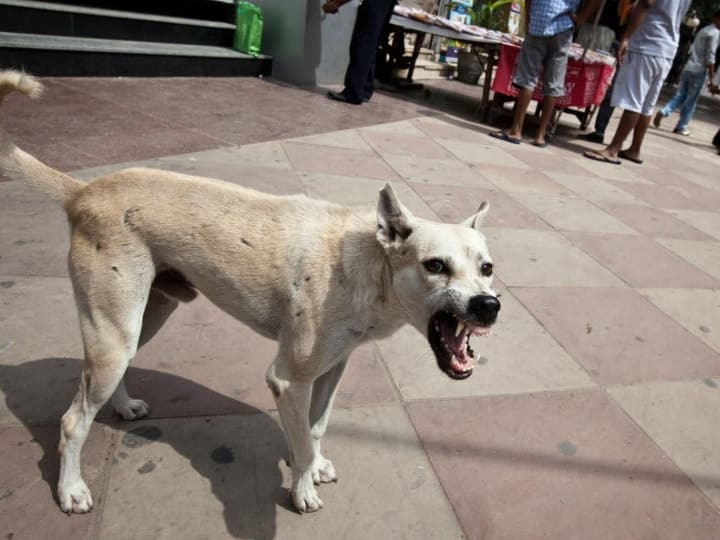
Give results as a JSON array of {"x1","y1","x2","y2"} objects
[
  {"x1": 583, "y1": 150, "x2": 621, "y2": 165},
  {"x1": 618, "y1": 150, "x2": 643, "y2": 164},
  {"x1": 532, "y1": 140, "x2": 548, "y2": 148},
  {"x1": 489, "y1": 131, "x2": 521, "y2": 145}
]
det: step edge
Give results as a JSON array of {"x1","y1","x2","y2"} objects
[
  {"x1": 0, "y1": 0, "x2": 236, "y2": 29},
  {"x1": 0, "y1": 32, "x2": 271, "y2": 59}
]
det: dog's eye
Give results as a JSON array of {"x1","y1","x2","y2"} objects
[
  {"x1": 423, "y1": 259, "x2": 447, "y2": 275},
  {"x1": 481, "y1": 262, "x2": 493, "y2": 277}
]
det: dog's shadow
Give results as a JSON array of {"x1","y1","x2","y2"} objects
[{"x1": 0, "y1": 358, "x2": 290, "y2": 540}]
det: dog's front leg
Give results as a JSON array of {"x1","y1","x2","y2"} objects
[
  {"x1": 269, "y1": 370, "x2": 323, "y2": 512},
  {"x1": 309, "y1": 360, "x2": 347, "y2": 484}
]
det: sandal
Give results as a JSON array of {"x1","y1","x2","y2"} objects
[
  {"x1": 583, "y1": 149, "x2": 621, "y2": 165},
  {"x1": 489, "y1": 130, "x2": 521, "y2": 145}
]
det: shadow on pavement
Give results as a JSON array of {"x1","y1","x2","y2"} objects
[
  {"x1": 330, "y1": 422, "x2": 720, "y2": 489},
  {"x1": 0, "y1": 358, "x2": 289, "y2": 540}
]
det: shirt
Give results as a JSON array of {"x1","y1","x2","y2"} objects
[
  {"x1": 528, "y1": 0, "x2": 582, "y2": 37},
  {"x1": 684, "y1": 23, "x2": 720, "y2": 73},
  {"x1": 628, "y1": 0, "x2": 693, "y2": 59}
]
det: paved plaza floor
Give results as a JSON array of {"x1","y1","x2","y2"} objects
[{"x1": 1, "y1": 76, "x2": 720, "y2": 539}]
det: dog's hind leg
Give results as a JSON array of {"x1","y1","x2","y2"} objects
[
  {"x1": 111, "y1": 289, "x2": 179, "y2": 420},
  {"x1": 309, "y1": 360, "x2": 347, "y2": 484},
  {"x1": 58, "y1": 234, "x2": 153, "y2": 514}
]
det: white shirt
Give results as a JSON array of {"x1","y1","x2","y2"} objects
[
  {"x1": 684, "y1": 23, "x2": 720, "y2": 73},
  {"x1": 629, "y1": 0, "x2": 693, "y2": 59}
]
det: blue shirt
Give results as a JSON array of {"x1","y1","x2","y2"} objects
[{"x1": 528, "y1": 0, "x2": 581, "y2": 36}]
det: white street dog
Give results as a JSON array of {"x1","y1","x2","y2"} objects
[{"x1": 0, "y1": 70, "x2": 500, "y2": 514}]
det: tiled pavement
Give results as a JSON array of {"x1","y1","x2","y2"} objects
[{"x1": 1, "y1": 77, "x2": 720, "y2": 539}]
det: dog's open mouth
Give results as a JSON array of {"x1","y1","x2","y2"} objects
[{"x1": 428, "y1": 311, "x2": 492, "y2": 380}]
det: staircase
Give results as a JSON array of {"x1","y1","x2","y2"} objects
[{"x1": 0, "y1": 0, "x2": 272, "y2": 76}]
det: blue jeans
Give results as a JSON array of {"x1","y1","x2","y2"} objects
[{"x1": 659, "y1": 69, "x2": 707, "y2": 130}]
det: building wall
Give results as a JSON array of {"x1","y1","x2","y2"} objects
[
  {"x1": 253, "y1": 0, "x2": 356, "y2": 85},
  {"x1": 254, "y1": 0, "x2": 434, "y2": 85}
]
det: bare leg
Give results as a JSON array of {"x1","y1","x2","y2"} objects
[
  {"x1": 604, "y1": 110, "x2": 641, "y2": 158},
  {"x1": 535, "y1": 95, "x2": 556, "y2": 145},
  {"x1": 309, "y1": 360, "x2": 347, "y2": 484},
  {"x1": 584, "y1": 109, "x2": 641, "y2": 162},
  {"x1": 622, "y1": 113, "x2": 652, "y2": 160},
  {"x1": 507, "y1": 87, "x2": 534, "y2": 140}
]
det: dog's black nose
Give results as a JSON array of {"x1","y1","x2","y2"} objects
[{"x1": 467, "y1": 295, "x2": 501, "y2": 325}]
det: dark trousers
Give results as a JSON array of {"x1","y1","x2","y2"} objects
[
  {"x1": 594, "y1": 74, "x2": 615, "y2": 136},
  {"x1": 343, "y1": 0, "x2": 397, "y2": 103},
  {"x1": 713, "y1": 128, "x2": 720, "y2": 148}
]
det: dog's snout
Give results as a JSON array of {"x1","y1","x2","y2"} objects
[{"x1": 467, "y1": 294, "x2": 501, "y2": 324}]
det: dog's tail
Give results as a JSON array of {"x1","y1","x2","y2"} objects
[{"x1": 0, "y1": 70, "x2": 84, "y2": 203}]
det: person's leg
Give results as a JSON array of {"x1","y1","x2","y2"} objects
[
  {"x1": 593, "y1": 77, "x2": 616, "y2": 136},
  {"x1": 622, "y1": 55, "x2": 673, "y2": 159},
  {"x1": 605, "y1": 109, "x2": 642, "y2": 156},
  {"x1": 341, "y1": 0, "x2": 394, "y2": 103},
  {"x1": 495, "y1": 34, "x2": 544, "y2": 141},
  {"x1": 363, "y1": 54, "x2": 376, "y2": 100},
  {"x1": 507, "y1": 87, "x2": 534, "y2": 138},
  {"x1": 580, "y1": 42, "x2": 617, "y2": 142},
  {"x1": 536, "y1": 28, "x2": 572, "y2": 144},
  {"x1": 584, "y1": 52, "x2": 647, "y2": 162},
  {"x1": 661, "y1": 70, "x2": 689, "y2": 115},
  {"x1": 535, "y1": 96, "x2": 556, "y2": 144},
  {"x1": 675, "y1": 71, "x2": 706, "y2": 132},
  {"x1": 362, "y1": 0, "x2": 397, "y2": 101},
  {"x1": 622, "y1": 112, "x2": 651, "y2": 158}
]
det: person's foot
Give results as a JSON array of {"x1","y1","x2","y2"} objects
[
  {"x1": 489, "y1": 130, "x2": 521, "y2": 144},
  {"x1": 578, "y1": 131, "x2": 604, "y2": 144},
  {"x1": 326, "y1": 90, "x2": 362, "y2": 105},
  {"x1": 618, "y1": 149, "x2": 643, "y2": 164},
  {"x1": 583, "y1": 149, "x2": 621, "y2": 165},
  {"x1": 673, "y1": 127, "x2": 690, "y2": 136},
  {"x1": 653, "y1": 111, "x2": 664, "y2": 128}
]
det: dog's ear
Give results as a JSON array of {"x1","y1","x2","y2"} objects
[
  {"x1": 377, "y1": 183, "x2": 414, "y2": 248},
  {"x1": 461, "y1": 201, "x2": 489, "y2": 230}
]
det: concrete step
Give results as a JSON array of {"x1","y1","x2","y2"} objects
[
  {"x1": 0, "y1": 32, "x2": 272, "y2": 76},
  {"x1": 20, "y1": 0, "x2": 237, "y2": 23},
  {"x1": 0, "y1": 0, "x2": 236, "y2": 47}
]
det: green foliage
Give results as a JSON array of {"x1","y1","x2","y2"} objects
[{"x1": 473, "y1": 0, "x2": 520, "y2": 31}]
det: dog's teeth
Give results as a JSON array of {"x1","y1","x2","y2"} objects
[{"x1": 455, "y1": 321, "x2": 464, "y2": 337}]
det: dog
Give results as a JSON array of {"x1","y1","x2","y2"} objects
[{"x1": 0, "y1": 70, "x2": 500, "y2": 514}]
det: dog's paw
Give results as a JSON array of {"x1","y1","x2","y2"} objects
[
  {"x1": 114, "y1": 398, "x2": 149, "y2": 421},
  {"x1": 292, "y1": 471, "x2": 324, "y2": 513},
  {"x1": 58, "y1": 479, "x2": 94, "y2": 514},
  {"x1": 311, "y1": 455, "x2": 337, "y2": 484}
]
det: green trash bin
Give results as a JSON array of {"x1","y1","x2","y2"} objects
[{"x1": 234, "y1": 1, "x2": 263, "y2": 56}]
